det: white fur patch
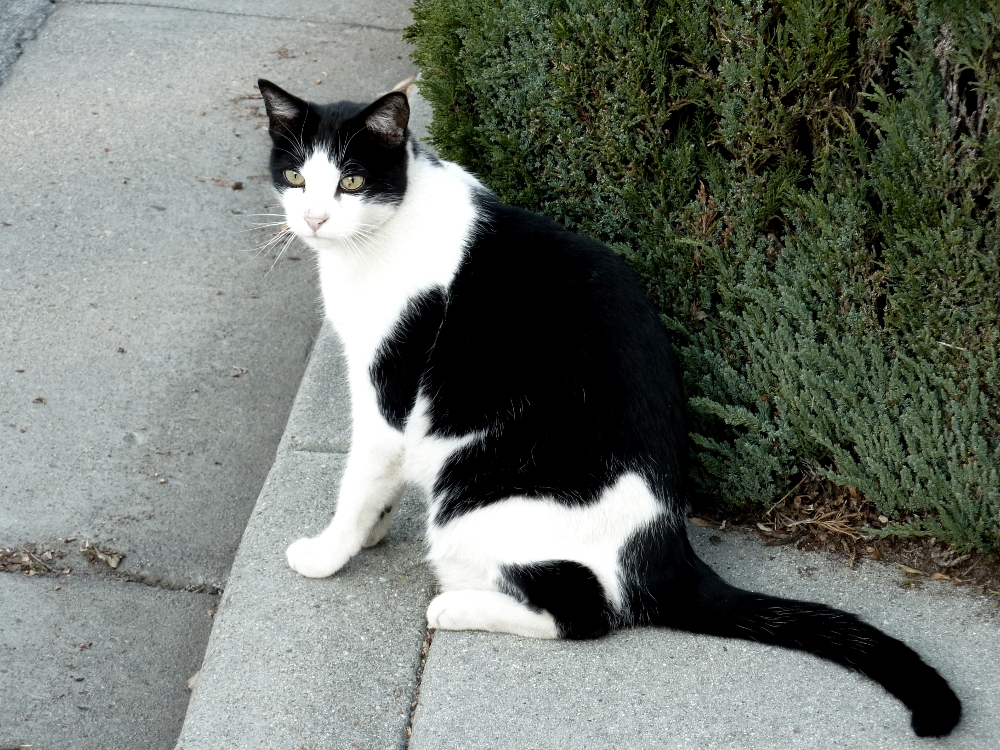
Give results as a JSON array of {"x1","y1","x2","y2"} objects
[
  {"x1": 286, "y1": 414, "x2": 407, "y2": 578},
  {"x1": 311, "y1": 153, "x2": 479, "y2": 401},
  {"x1": 426, "y1": 472, "x2": 664, "y2": 610},
  {"x1": 282, "y1": 151, "x2": 393, "y2": 246},
  {"x1": 402, "y1": 394, "x2": 481, "y2": 495}
]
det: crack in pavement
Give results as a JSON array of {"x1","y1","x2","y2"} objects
[
  {"x1": 405, "y1": 626, "x2": 434, "y2": 748},
  {"x1": 64, "y1": 0, "x2": 408, "y2": 31},
  {"x1": 110, "y1": 572, "x2": 224, "y2": 594},
  {"x1": 0, "y1": 565, "x2": 225, "y2": 594},
  {"x1": 1, "y1": 543, "x2": 224, "y2": 593}
]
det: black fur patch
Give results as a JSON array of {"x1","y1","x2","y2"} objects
[
  {"x1": 426, "y1": 194, "x2": 687, "y2": 524},
  {"x1": 502, "y1": 561, "x2": 613, "y2": 640},
  {"x1": 370, "y1": 287, "x2": 447, "y2": 430},
  {"x1": 617, "y1": 514, "x2": 697, "y2": 627}
]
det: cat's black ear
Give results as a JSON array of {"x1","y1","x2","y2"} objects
[
  {"x1": 362, "y1": 92, "x2": 410, "y2": 148},
  {"x1": 257, "y1": 79, "x2": 307, "y2": 142}
]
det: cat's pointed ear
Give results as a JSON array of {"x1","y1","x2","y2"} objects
[
  {"x1": 390, "y1": 75, "x2": 417, "y2": 99},
  {"x1": 257, "y1": 79, "x2": 307, "y2": 141},
  {"x1": 362, "y1": 92, "x2": 409, "y2": 148}
]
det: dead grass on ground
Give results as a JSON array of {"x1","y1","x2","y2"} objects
[
  {"x1": 691, "y1": 472, "x2": 1000, "y2": 604},
  {"x1": 0, "y1": 543, "x2": 70, "y2": 576}
]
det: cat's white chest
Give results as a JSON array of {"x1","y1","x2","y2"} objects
[{"x1": 316, "y1": 253, "x2": 408, "y2": 370}]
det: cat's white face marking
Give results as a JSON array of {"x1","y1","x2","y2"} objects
[{"x1": 281, "y1": 150, "x2": 395, "y2": 249}]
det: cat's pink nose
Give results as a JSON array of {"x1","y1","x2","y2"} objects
[{"x1": 305, "y1": 215, "x2": 328, "y2": 233}]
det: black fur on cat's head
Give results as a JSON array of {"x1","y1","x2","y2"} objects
[{"x1": 257, "y1": 79, "x2": 410, "y2": 209}]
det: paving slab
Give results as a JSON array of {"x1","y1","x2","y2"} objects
[
  {"x1": 409, "y1": 526, "x2": 1000, "y2": 750},
  {"x1": 0, "y1": 0, "x2": 417, "y2": 590},
  {"x1": 0, "y1": 574, "x2": 217, "y2": 750}
]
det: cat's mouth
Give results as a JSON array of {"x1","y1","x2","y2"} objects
[{"x1": 293, "y1": 224, "x2": 372, "y2": 251}]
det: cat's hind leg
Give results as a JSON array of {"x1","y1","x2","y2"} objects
[
  {"x1": 427, "y1": 590, "x2": 559, "y2": 639},
  {"x1": 426, "y1": 560, "x2": 614, "y2": 640},
  {"x1": 502, "y1": 560, "x2": 614, "y2": 640}
]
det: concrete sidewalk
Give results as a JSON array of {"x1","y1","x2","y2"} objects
[
  {"x1": 178, "y1": 323, "x2": 1000, "y2": 750},
  {"x1": 0, "y1": 1, "x2": 415, "y2": 747}
]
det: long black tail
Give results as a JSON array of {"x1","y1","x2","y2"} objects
[{"x1": 646, "y1": 555, "x2": 961, "y2": 737}]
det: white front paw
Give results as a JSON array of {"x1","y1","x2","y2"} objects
[{"x1": 286, "y1": 536, "x2": 348, "y2": 578}]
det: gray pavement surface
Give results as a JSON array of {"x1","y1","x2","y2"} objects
[
  {"x1": 1, "y1": 0, "x2": 418, "y2": 747},
  {"x1": 1, "y1": 575, "x2": 216, "y2": 748},
  {"x1": 410, "y1": 528, "x2": 999, "y2": 749}
]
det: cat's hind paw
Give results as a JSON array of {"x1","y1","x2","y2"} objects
[
  {"x1": 362, "y1": 507, "x2": 394, "y2": 548},
  {"x1": 427, "y1": 590, "x2": 559, "y2": 638},
  {"x1": 286, "y1": 536, "x2": 349, "y2": 578}
]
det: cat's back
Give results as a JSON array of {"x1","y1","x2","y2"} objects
[{"x1": 424, "y1": 192, "x2": 686, "y2": 489}]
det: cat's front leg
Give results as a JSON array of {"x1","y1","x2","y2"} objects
[{"x1": 286, "y1": 426, "x2": 405, "y2": 578}]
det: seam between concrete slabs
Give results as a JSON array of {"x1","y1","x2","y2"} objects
[
  {"x1": 404, "y1": 627, "x2": 435, "y2": 749},
  {"x1": 65, "y1": 0, "x2": 408, "y2": 30},
  {"x1": 289, "y1": 445, "x2": 351, "y2": 455}
]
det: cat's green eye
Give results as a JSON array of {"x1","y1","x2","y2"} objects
[
  {"x1": 340, "y1": 175, "x2": 365, "y2": 191},
  {"x1": 284, "y1": 170, "x2": 305, "y2": 187}
]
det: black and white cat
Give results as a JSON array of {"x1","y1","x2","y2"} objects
[{"x1": 257, "y1": 78, "x2": 961, "y2": 737}]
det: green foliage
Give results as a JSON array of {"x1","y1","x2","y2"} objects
[{"x1": 407, "y1": 0, "x2": 1000, "y2": 553}]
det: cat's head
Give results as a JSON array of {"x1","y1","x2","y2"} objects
[{"x1": 257, "y1": 79, "x2": 411, "y2": 249}]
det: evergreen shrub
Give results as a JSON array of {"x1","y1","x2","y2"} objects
[{"x1": 406, "y1": 0, "x2": 1000, "y2": 553}]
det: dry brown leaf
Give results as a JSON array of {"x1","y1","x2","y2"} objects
[
  {"x1": 896, "y1": 563, "x2": 926, "y2": 576},
  {"x1": 79, "y1": 542, "x2": 124, "y2": 570},
  {"x1": 688, "y1": 517, "x2": 712, "y2": 527},
  {"x1": 931, "y1": 572, "x2": 951, "y2": 581}
]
